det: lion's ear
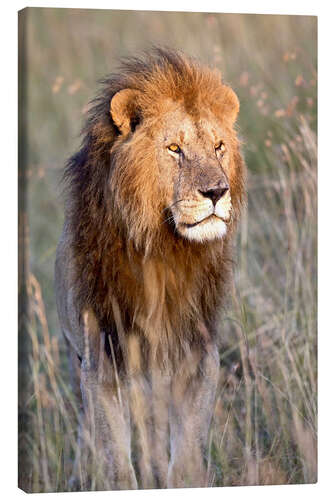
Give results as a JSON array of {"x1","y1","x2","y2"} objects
[
  {"x1": 220, "y1": 85, "x2": 240, "y2": 124},
  {"x1": 110, "y1": 89, "x2": 142, "y2": 135}
]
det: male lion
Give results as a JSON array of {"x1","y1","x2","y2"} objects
[{"x1": 55, "y1": 49, "x2": 245, "y2": 490}]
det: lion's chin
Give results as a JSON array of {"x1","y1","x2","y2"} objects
[{"x1": 177, "y1": 215, "x2": 228, "y2": 243}]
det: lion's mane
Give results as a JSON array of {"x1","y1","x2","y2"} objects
[{"x1": 63, "y1": 49, "x2": 245, "y2": 365}]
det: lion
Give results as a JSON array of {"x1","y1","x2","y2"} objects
[{"x1": 55, "y1": 48, "x2": 245, "y2": 491}]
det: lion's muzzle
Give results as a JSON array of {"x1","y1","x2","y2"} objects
[{"x1": 172, "y1": 186, "x2": 232, "y2": 243}]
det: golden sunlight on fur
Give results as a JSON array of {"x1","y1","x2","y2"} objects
[{"x1": 55, "y1": 48, "x2": 245, "y2": 490}]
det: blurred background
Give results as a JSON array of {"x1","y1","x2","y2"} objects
[{"x1": 18, "y1": 8, "x2": 317, "y2": 492}]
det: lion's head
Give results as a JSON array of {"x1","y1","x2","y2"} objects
[{"x1": 87, "y1": 49, "x2": 246, "y2": 248}]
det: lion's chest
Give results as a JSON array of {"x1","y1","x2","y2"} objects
[{"x1": 122, "y1": 254, "x2": 216, "y2": 333}]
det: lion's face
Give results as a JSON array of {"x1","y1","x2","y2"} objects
[
  {"x1": 110, "y1": 83, "x2": 241, "y2": 245},
  {"x1": 154, "y1": 106, "x2": 233, "y2": 242}
]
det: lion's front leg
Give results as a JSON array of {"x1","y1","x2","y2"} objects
[
  {"x1": 80, "y1": 364, "x2": 137, "y2": 490},
  {"x1": 167, "y1": 343, "x2": 219, "y2": 488},
  {"x1": 79, "y1": 311, "x2": 137, "y2": 491}
]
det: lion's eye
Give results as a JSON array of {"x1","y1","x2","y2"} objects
[
  {"x1": 168, "y1": 143, "x2": 181, "y2": 154},
  {"x1": 215, "y1": 141, "x2": 226, "y2": 154}
]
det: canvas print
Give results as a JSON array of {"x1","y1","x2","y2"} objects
[{"x1": 18, "y1": 8, "x2": 317, "y2": 493}]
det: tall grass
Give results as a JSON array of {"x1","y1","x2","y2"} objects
[{"x1": 18, "y1": 8, "x2": 317, "y2": 492}]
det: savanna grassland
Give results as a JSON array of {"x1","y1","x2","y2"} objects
[{"x1": 18, "y1": 9, "x2": 317, "y2": 492}]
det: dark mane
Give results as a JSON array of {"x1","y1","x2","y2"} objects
[{"x1": 61, "y1": 48, "x2": 245, "y2": 363}]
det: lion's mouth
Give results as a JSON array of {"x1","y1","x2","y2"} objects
[{"x1": 182, "y1": 214, "x2": 230, "y2": 229}]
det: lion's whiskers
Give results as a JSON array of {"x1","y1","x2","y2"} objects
[
  {"x1": 161, "y1": 213, "x2": 175, "y2": 226},
  {"x1": 161, "y1": 199, "x2": 185, "y2": 213}
]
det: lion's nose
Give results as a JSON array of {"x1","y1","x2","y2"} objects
[{"x1": 199, "y1": 185, "x2": 229, "y2": 206}]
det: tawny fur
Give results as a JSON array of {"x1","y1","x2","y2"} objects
[
  {"x1": 61, "y1": 48, "x2": 245, "y2": 366},
  {"x1": 56, "y1": 49, "x2": 246, "y2": 489}
]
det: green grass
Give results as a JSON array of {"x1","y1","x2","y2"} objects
[{"x1": 18, "y1": 8, "x2": 317, "y2": 492}]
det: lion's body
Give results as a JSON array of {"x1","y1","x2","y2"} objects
[{"x1": 55, "y1": 49, "x2": 245, "y2": 490}]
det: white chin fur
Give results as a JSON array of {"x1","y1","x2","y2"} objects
[{"x1": 179, "y1": 217, "x2": 227, "y2": 243}]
